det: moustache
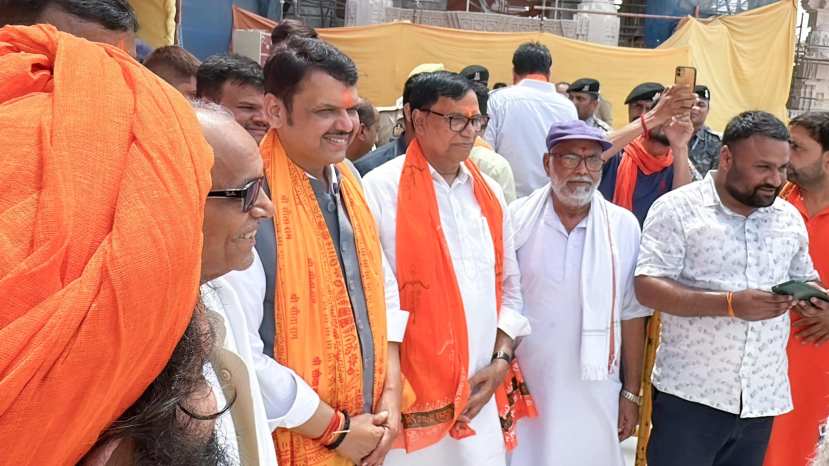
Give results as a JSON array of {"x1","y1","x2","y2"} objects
[{"x1": 755, "y1": 184, "x2": 780, "y2": 192}]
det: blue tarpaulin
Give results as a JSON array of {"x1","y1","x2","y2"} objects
[{"x1": 180, "y1": 0, "x2": 281, "y2": 59}]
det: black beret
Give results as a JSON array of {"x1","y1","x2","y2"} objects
[{"x1": 624, "y1": 82, "x2": 665, "y2": 105}]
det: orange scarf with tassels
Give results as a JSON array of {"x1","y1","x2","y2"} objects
[
  {"x1": 260, "y1": 130, "x2": 388, "y2": 466},
  {"x1": 612, "y1": 136, "x2": 673, "y2": 211},
  {"x1": 395, "y1": 139, "x2": 536, "y2": 453}
]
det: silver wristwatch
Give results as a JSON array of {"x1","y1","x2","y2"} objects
[{"x1": 621, "y1": 389, "x2": 642, "y2": 406}]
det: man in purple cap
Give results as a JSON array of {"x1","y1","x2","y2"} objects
[{"x1": 509, "y1": 120, "x2": 651, "y2": 466}]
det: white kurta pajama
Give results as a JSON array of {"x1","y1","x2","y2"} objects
[
  {"x1": 509, "y1": 187, "x2": 651, "y2": 466},
  {"x1": 362, "y1": 156, "x2": 531, "y2": 466}
]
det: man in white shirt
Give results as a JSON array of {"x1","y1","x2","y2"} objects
[
  {"x1": 363, "y1": 71, "x2": 531, "y2": 466},
  {"x1": 635, "y1": 111, "x2": 822, "y2": 466},
  {"x1": 485, "y1": 42, "x2": 578, "y2": 197},
  {"x1": 509, "y1": 120, "x2": 651, "y2": 466}
]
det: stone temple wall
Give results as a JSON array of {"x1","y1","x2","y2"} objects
[{"x1": 790, "y1": 0, "x2": 829, "y2": 115}]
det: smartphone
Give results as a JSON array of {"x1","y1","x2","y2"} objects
[
  {"x1": 772, "y1": 280, "x2": 829, "y2": 302},
  {"x1": 674, "y1": 66, "x2": 697, "y2": 89}
]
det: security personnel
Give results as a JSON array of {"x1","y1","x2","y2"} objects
[
  {"x1": 688, "y1": 85, "x2": 721, "y2": 178},
  {"x1": 460, "y1": 64, "x2": 490, "y2": 89},
  {"x1": 624, "y1": 82, "x2": 664, "y2": 123},
  {"x1": 567, "y1": 78, "x2": 612, "y2": 133}
]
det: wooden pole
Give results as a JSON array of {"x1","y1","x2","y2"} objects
[{"x1": 635, "y1": 312, "x2": 662, "y2": 466}]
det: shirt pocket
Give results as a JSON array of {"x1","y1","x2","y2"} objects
[
  {"x1": 471, "y1": 216, "x2": 496, "y2": 269},
  {"x1": 762, "y1": 234, "x2": 799, "y2": 285},
  {"x1": 684, "y1": 223, "x2": 735, "y2": 281}
]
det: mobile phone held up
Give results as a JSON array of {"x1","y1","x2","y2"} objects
[
  {"x1": 674, "y1": 66, "x2": 697, "y2": 89},
  {"x1": 771, "y1": 280, "x2": 829, "y2": 302}
]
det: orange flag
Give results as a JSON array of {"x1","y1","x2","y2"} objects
[{"x1": 0, "y1": 25, "x2": 213, "y2": 465}]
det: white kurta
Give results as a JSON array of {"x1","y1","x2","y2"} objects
[
  {"x1": 362, "y1": 156, "x2": 531, "y2": 466},
  {"x1": 510, "y1": 199, "x2": 650, "y2": 466},
  {"x1": 201, "y1": 278, "x2": 280, "y2": 466}
]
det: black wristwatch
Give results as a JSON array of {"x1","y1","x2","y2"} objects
[{"x1": 491, "y1": 351, "x2": 513, "y2": 364}]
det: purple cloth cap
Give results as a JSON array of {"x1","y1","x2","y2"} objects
[{"x1": 545, "y1": 119, "x2": 613, "y2": 152}]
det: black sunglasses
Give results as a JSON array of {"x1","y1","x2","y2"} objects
[{"x1": 207, "y1": 177, "x2": 265, "y2": 212}]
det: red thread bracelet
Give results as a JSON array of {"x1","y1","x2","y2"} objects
[{"x1": 640, "y1": 114, "x2": 651, "y2": 140}]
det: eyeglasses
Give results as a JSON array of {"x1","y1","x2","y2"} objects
[
  {"x1": 549, "y1": 153, "x2": 604, "y2": 172},
  {"x1": 207, "y1": 177, "x2": 265, "y2": 212},
  {"x1": 421, "y1": 109, "x2": 490, "y2": 133}
]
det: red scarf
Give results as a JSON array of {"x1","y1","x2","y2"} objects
[{"x1": 612, "y1": 136, "x2": 673, "y2": 211}]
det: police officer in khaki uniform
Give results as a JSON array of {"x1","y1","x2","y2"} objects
[
  {"x1": 567, "y1": 78, "x2": 612, "y2": 133},
  {"x1": 688, "y1": 84, "x2": 722, "y2": 179}
]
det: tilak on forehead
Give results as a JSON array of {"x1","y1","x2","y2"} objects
[{"x1": 341, "y1": 88, "x2": 357, "y2": 108}]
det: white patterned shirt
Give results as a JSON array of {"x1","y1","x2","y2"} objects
[{"x1": 636, "y1": 173, "x2": 818, "y2": 418}]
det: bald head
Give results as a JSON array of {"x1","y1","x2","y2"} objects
[
  {"x1": 193, "y1": 101, "x2": 262, "y2": 189},
  {"x1": 195, "y1": 100, "x2": 272, "y2": 282}
]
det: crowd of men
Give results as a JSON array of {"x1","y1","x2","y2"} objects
[{"x1": 1, "y1": 1, "x2": 828, "y2": 466}]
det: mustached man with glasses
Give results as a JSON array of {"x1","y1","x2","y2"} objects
[
  {"x1": 221, "y1": 37, "x2": 409, "y2": 466},
  {"x1": 598, "y1": 95, "x2": 695, "y2": 226},
  {"x1": 509, "y1": 120, "x2": 651, "y2": 466},
  {"x1": 363, "y1": 71, "x2": 533, "y2": 466}
]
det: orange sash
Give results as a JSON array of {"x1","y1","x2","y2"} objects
[
  {"x1": 612, "y1": 136, "x2": 673, "y2": 211},
  {"x1": 0, "y1": 26, "x2": 212, "y2": 464},
  {"x1": 261, "y1": 130, "x2": 388, "y2": 465},
  {"x1": 395, "y1": 139, "x2": 536, "y2": 452}
]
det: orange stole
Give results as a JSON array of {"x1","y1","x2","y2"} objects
[
  {"x1": 261, "y1": 130, "x2": 388, "y2": 466},
  {"x1": 395, "y1": 140, "x2": 536, "y2": 453},
  {"x1": 612, "y1": 136, "x2": 673, "y2": 211},
  {"x1": 764, "y1": 184, "x2": 829, "y2": 466}
]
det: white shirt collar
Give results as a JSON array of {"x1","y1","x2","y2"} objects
[
  {"x1": 544, "y1": 194, "x2": 589, "y2": 232},
  {"x1": 516, "y1": 78, "x2": 555, "y2": 90},
  {"x1": 701, "y1": 171, "x2": 785, "y2": 216},
  {"x1": 427, "y1": 160, "x2": 472, "y2": 188},
  {"x1": 305, "y1": 164, "x2": 339, "y2": 194}
]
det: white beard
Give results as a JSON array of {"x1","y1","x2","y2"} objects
[{"x1": 550, "y1": 171, "x2": 599, "y2": 208}]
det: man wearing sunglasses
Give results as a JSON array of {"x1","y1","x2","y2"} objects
[
  {"x1": 222, "y1": 37, "x2": 407, "y2": 466},
  {"x1": 509, "y1": 120, "x2": 651, "y2": 466},
  {"x1": 363, "y1": 71, "x2": 531, "y2": 466}
]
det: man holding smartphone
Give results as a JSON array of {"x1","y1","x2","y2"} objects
[
  {"x1": 764, "y1": 112, "x2": 829, "y2": 466},
  {"x1": 634, "y1": 111, "x2": 821, "y2": 466}
]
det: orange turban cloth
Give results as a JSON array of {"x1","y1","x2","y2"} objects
[{"x1": 0, "y1": 25, "x2": 213, "y2": 465}]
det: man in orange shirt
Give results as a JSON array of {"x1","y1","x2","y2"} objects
[{"x1": 765, "y1": 112, "x2": 829, "y2": 466}]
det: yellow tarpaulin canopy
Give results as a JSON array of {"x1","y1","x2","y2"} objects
[
  {"x1": 318, "y1": 0, "x2": 796, "y2": 131},
  {"x1": 130, "y1": 0, "x2": 177, "y2": 48},
  {"x1": 660, "y1": 0, "x2": 796, "y2": 132},
  {"x1": 320, "y1": 24, "x2": 689, "y2": 130}
]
